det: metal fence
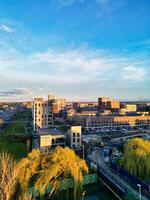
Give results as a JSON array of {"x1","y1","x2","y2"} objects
[{"x1": 109, "y1": 162, "x2": 150, "y2": 197}]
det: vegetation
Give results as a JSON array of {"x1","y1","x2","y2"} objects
[
  {"x1": 120, "y1": 138, "x2": 150, "y2": 179},
  {"x1": 0, "y1": 137, "x2": 27, "y2": 160},
  {"x1": 0, "y1": 152, "x2": 18, "y2": 200},
  {"x1": 0, "y1": 111, "x2": 28, "y2": 159},
  {"x1": 3, "y1": 122, "x2": 25, "y2": 136},
  {"x1": 0, "y1": 147, "x2": 88, "y2": 200},
  {"x1": 123, "y1": 193, "x2": 138, "y2": 200}
]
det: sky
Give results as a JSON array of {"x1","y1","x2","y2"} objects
[{"x1": 0, "y1": 0, "x2": 150, "y2": 101}]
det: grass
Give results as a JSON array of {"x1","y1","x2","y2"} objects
[
  {"x1": 0, "y1": 111, "x2": 28, "y2": 160},
  {"x1": 3, "y1": 122, "x2": 25, "y2": 136},
  {"x1": 0, "y1": 137, "x2": 27, "y2": 160}
]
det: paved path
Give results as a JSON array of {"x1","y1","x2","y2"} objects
[{"x1": 88, "y1": 149, "x2": 149, "y2": 200}]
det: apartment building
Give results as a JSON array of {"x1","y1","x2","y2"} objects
[
  {"x1": 69, "y1": 115, "x2": 150, "y2": 127},
  {"x1": 33, "y1": 95, "x2": 54, "y2": 132},
  {"x1": 98, "y1": 97, "x2": 120, "y2": 110},
  {"x1": 39, "y1": 128, "x2": 65, "y2": 151},
  {"x1": 52, "y1": 99, "x2": 66, "y2": 115},
  {"x1": 66, "y1": 126, "x2": 82, "y2": 149},
  {"x1": 120, "y1": 104, "x2": 137, "y2": 115},
  {"x1": 73, "y1": 102, "x2": 98, "y2": 110}
]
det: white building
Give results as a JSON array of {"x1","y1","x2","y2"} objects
[
  {"x1": 66, "y1": 126, "x2": 82, "y2": 149},
  {"x1": 33, "y1": 95, "x2": 54, "y2": 132},
  {"x1": 39, "y1": 128, "x2": 66, "y2": 151}
]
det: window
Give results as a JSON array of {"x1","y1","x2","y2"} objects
[
  {"x1": 77, "y1": 133, "x2": 80, "y2": 137},
  {"x1": 73, "y1": 133, "x2": 75, "y2": 137},
  {"x1": 52, "y1": 139, "x2": 55, "y2": 144},
  {"x1": 77, "y1": 138, "x2": 80, "y2": 143},
  {"x1": 73, "y1": 138, "x2": 75, "y2": 143}
]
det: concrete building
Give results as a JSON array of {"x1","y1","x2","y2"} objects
[
  {"x1": 52, "y1": 99, "x2": 66, "y2": 115},
  {"x1": 98, "y1": 97, "x2": 120, "y2": 110},
  {"x1": 33, "y1": 95, "x2": 54, "y2": 132},
  {"x1": 73, "y1": 102, "x2": 98, "y2": 110},
  {"x1": 120, "y1": 104, "x2": 137, "y2": 115},
  {"x1": 39, "y1": 128, "x2": 65, "y2": 151},
  {"x1": 66, "y1": 126, "x2": 82, "y2": 149},
  {"x1": 69, "y1": 115, "x2": 150, "y2": 127}
]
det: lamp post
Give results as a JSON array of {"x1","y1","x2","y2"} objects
[
  {"x1": 137, "y1": 184, "x2": 141, "y2": 200},
  {"x1": 82, "y1": 144, "x2": 85, "y2": 160},
  {"x1": 81, "y1": 190, "x2": 86, "y2": 200}
]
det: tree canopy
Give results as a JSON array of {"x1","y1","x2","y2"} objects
[
  {"x1": 0, "y1": 147, "x2": 88, "y2": 200},
  {"x1": 120, "y1": 138, "x2": 150, "y2": 179}
]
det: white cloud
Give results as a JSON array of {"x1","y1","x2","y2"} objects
[
  {"x1": 0, "y1": 45, "x2": 149, "y2": 100},
  {"x1": 121, "y1": 66, "x2": 147, "y2": 81},
  {"x1": 0, "y1": 24, "x2": 15, "y2": 33},
  {"x1": 0, "y1": 88, "x2": 32, "y2": 97}
]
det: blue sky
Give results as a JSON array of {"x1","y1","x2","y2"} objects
[{"x1": 0, "y1": 0, "x2": 150, "y2": 101}]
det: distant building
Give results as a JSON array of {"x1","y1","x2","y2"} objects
[
  {"x1": 68, "y1": 115, "x2": 150, "y2": 127},
  {"x1": 120, "y1": 104, "x2": 137, "y2": 115},
  {"x1": 33, "y1": 95, "x2": 54, "y2": 132},
  {"x1": 73, "y1": 102, "x2": 98, "y2": 110},
  {"x1": 52, "y1": 99, "x2": 66, "y2": 115},
  {"x1": 39, "y1": 128, "x2": 65, "y2": 151},
  {"x1": 66, "y1": 126, "x2": 82, "y2": 149},
  {"x1": 98, "y1": 97, "x2": 120, "y2": 110},
  {"x1": 23, "y1": 101, "x2": 33, "y2": 109}
]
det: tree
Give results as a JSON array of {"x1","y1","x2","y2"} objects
[
  {"x1": 0, "y1": 152, "x2": 19, "y2": 200},
  {"x1": 17, "y1": 147, "x2": 88, "y2": 199},
  {"x1": 0, "y1": 147, "x2": 88, "y2": 200},
  {"x1": 34, "y1": 147, "x2": 88, "y2": 199},
  {"x1": 120, "y1": 138, "x2": 150, "y2": 179}
]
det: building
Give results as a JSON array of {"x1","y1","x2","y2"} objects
[
  {"x1": 126, "y1": 104, "x2": 137, "y2": 112},
  {"x1": 120, "y1": 104, "x2": 137, "y2": 115},
  {"x1": 86, "y1": 115, "x2": 150, "y2": 127},
  {"x1": 73, "y1": 102, "x2": 98, "y2": 110},
  {"x1": 33, "y1": 95, "x2": 54, "y2": 132},
  {"x1": 39, "y1": 128, "x2": 65, "y2": 151},
  {"x1": 68, "y1": 115, "x2": 150, "y2": 127},
  {"x1": 98, "y1": 97, "x2": 120, "y2": 110},
  {"x1": 66, "y1": 126, "x2": 82, "y2": 149},
  {"x1": 52, "y1": 99, "x2": 66, "y2": 115}
]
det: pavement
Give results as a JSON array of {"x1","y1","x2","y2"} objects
[{"x1": 88, "y1": 149, "x2": 149, "y2": 200}]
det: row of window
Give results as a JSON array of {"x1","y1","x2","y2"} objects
[
  {"x1": 73, "y1": 138, "x2": 80, "y2": 143},
  {"x1": 34, "y1": 102, "x2": 52, "y2": 107},
  {"x1": 73, "y1": 132, "x2": 80, "y2": 137}
]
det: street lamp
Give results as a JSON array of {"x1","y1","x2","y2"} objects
[
  {"x1": 137, "y1": 184, "x2": 141, "y2": 200},
  {"x1": 82, "y1": 144, "x2": 85, "y2": 160},
  {"x1": 81, "y1": 190, "x2": 86, "y2": 200}
]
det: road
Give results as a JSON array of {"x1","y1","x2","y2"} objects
[{"x1": 88, "y1": 149, "x2": 149, "y2": 200}]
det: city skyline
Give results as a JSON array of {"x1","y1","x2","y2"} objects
[{"x1": 0, "y1": 0, "x2": 150, "y2": 101}]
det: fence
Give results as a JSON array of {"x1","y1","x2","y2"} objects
[{"x1": 110, "y1": 162, "x2": 150, "y2": 197}]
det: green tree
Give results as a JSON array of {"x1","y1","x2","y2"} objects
[
  {"x1": 35, "y1": 147, "x2": 88, "y2": 199},
  {"x1": 0, "y1": 147, "x2": 88, "y2": 200},
  {"x1": 120, "y1": 138, "x2": 150, "y2": 179},
  {"x1": 17, "y1": 147, "x2": 88, "y2": 199}
]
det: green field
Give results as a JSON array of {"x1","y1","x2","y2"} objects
[
  {"x1": 0, "y1": 112, "x2": 28, "y2": 160},
  {"x1": 0, "y1": 137, "x2": 27, "y2": 160}
]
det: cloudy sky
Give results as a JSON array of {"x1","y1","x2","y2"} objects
[{"x1": 0, "y1": 0, "x2": 150, "y2": 101}]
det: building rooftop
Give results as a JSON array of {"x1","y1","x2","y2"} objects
[{"x1": 39, "y1": 128, "x2": 65, "y2": 136}]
